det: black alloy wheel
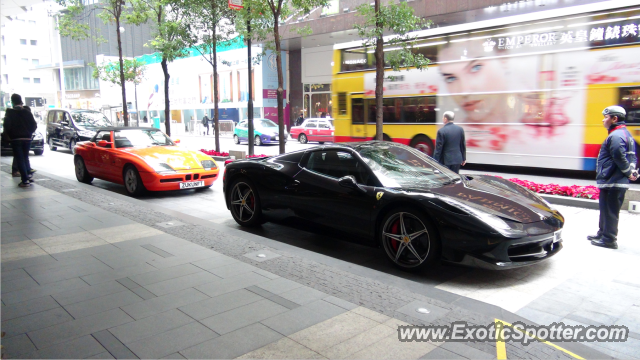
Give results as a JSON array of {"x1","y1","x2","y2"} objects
[
  {"x1": 74, "y1": 156, "x2": 93, "y2": 184},
  {"x1": 69, "y1": 139, "x2": 77, "y2": 155},
  {"x1": 34, "y1": 150, "x2": 43, "y2": 155},
  {"x1": 380, "y1": 209, "x2": 439, "y2": 270},
  {"x1": 228, "y1": 179, "x2": 263, "y2": 226},
  {"x1": 299, "y1": 133, "x2": 308, "y2": 144}
]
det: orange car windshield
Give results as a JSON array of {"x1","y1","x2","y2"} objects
[{"x1": 113, "y1": 129, "x2": 174, "y2": 148}]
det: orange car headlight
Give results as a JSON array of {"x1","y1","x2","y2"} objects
[{"x1": 201, "y1": 160, "x2": 216, "y2": 170}]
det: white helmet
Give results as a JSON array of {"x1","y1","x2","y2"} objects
[{"x1": 602, "y1": 105, "x2": 626, "y2": 119}]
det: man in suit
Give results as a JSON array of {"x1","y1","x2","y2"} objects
[{"x1": 433, "y1": 111, "x2": 466, "y2": 174}]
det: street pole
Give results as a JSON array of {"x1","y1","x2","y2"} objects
[
  {"x1": 247, "y1": 8, "x2": 254, "y2": 156},
  {"x1": 56, "y1": 14, "x2": 66, "y2": 108}
]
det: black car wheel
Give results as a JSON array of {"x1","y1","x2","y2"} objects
[
  {"x1": 48, "y1": 138, "x2": 57, "y2": 151},
  {"x1": 234, "y1": 134, "x2": 240, "y2": 144},
  {"x1": 380, "y1": 209, "x2": 439, "y2": 270},
  {"x1": 74, "y1": 156, "x2": 93, "y2": 184},
  {"x1": 299, "y1": 133, "x2": 308, "y2": 144},
  {"x1": 33, "y1": 150, "x2": 43, "y2": 155},
  {"x1": 69, "y1": 139, "x2": 77, "y2": 155},
  {"x1": 319, "y1": 141, "x2": 325, "y2": 144},
  {"x1": 228, "y1": 178, "x2": 262, "y2": 226},
  {"x1": 410, "y1": 135, "x2": 435, "y2": 156},
  {"x1": 123, "y1": 165, "x2": 146, "y2": 197},
  {"x1": 255, "y1": 135, "x2": 263, "y2": 146}
]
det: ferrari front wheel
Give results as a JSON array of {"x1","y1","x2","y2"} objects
[
  {"x1": 123, "y1": 165, "x2": 146, "y2": 197},
  {"x1": 228, "y1": 178, "x2": 262, "y2": 227},
  {"x1": 380, "y1": 209, "x2": 439, "y2": 271},
  {"x1": 74, "y1": 156, "x2": 93, "y2": 184}
]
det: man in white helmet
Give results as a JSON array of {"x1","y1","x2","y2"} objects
[{"x1": 587, "y1": 105, "x2": 638, "y2": 249}]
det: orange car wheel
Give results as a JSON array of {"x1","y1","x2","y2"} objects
[
  {"x1": 74, "y1": 156, "x2": 93, "y2": 184},
  {"x1": 123, "y1": 165, "x2": 146, "y2": 197}
]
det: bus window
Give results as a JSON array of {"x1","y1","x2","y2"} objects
[
  {"x1": 352, "y1": 98, "x2": 364, "y2": 124},
  {"x1": 620, "y1": 87, "x2": 640, "y2": 125},
  {"x1": 365, "y1": 96, "x2": 436, "y2": 124}
]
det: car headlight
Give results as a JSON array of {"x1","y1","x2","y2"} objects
[
  {"x1": 78, "y1": 130, "x2": 95, "y2": 138},
  {"x1": 148, "y1": 162, "x2": 177, "y2": 174},
  {"x1": 33, "y1": 132, "x2": 43, "y2": 140},
  {"x1": 201, "y1": 160, "x2": 216, "y2": 170},
  {"x1": 438, "y1": 197, "x2": 526, "y2": 238}
]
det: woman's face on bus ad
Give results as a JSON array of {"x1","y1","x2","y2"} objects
[{"x1": 439, "y1": 44, "x2": 508, "y2": 122}]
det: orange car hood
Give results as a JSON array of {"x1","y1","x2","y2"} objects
[{"x1": 123, "y1": 146, "x2": 203, "y2": 170}]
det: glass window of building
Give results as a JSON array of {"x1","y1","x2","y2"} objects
[
  {"x1": 20, "y1": 39, "x2": 27, "y2": 45},
  {"x1": 34, "y1": 78, "x2": 41, "y2": 84},
  {"x1": 23, "y1": 77, "x2": 30, "y2": 84},
  {"x1": 30, "y1": 40, "x2": 37, "y2": 46},
  {"x1": 303, "y1": 83, "x2": 332, "y2": 119},
  {"x1": 32, "y1": 59, "x2": 39, "y2": 66}
]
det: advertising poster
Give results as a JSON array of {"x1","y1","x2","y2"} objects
[{"x1": 262, "y1": 50, "x2": 287, "y2": 108}]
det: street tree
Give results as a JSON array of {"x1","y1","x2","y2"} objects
[
  {"x1": 128, "y1": 0, "x2": 191, "y2": 136},
  {"x1": 90, "y1": 58, "x2": 146, "y2": 124},
  {"x1": 183, "y1": 0, "x2": 238, "y2": 152},
  {"x1": 236, "y1": 0, "x2": 328, "y2": 154},
  {"x1": 57, "y1": 0, "x2": 136, "y2": 126},
  {"x1": 354, "y1": 0, "x2": 430, "y2": 140}
]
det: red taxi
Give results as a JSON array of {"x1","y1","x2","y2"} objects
[{"x1": 289, "y1": 118, "x2": 334, "y2": 144}]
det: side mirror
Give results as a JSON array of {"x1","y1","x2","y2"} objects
[
  {"x1": 97, "y1": 140, "x2": 113, "y2": 148},
  {"x1": 174, "y1": 139, "x2": 181, "y2": 144},
  {"x1": 338, "y1": 175, "x2": 366, "y2": 193}
]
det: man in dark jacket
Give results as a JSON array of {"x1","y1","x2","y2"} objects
[
  {"x1": 295, "y1": 113, "x2": 304, "y2": 126},
  {"x1": 3, "y1": 94, "x2": 37, "y2": 187},
  {"x1": 202, "y1": 114, "x2": 210, "y2": 135},
  {"x1": 433, "y1": 111, "x2": 466, "y2": 174},
  {"x1": 587, "y1": 105, "x2": 638, "y2": 249}
]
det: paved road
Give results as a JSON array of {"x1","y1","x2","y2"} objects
[{"x1": 3, "y1": 132, "x2": 640, "y2": 359}]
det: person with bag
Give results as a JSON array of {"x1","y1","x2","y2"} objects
[
  {"x1": 3, "y1": 94, "x2": 37, "y2": 187},
  {"x1": 202, "y1": 114, "x2": 210, "y2": 135}
]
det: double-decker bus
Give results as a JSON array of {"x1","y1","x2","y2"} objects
[{"x1": 331, "y1": 1, "x2": 640, "y2": 171}]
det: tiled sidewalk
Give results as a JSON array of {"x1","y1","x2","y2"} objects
[{"x1": 0, "y1": 173, "x2": 440, "y2": 359}]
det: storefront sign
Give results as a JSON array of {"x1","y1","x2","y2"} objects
[{"x1": 262, "y1": 89, "x2": 287, "y2": 99}]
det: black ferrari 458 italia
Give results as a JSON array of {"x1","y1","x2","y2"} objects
[{"x1": 223, "y1": 141, "x2": 564, "y2": 271}]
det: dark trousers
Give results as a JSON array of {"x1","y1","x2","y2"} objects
[
  {"x1": 11, "y1": 140, "x2": 32, "y2": 183},
  {"x1": 597, "y1": 188, "x2": 627, "y2": 242},
  {"x1": 445, "y1": 164, "x2": 461, "y2": 174},
  {"x1": 204, "y1": 124, "x2": 210, "y2": 135}
]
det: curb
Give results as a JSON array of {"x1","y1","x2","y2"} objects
[{"x1": 539, "y1": 193, "x2": 599, "y2": 210}]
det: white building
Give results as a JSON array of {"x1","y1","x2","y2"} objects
[{"x1": 0, "y1": 2, "x2": 57, "y2": 116}]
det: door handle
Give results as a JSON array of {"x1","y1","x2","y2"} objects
[{"x1": 285, "y1": 180, "x2": 300, "y2": 190}]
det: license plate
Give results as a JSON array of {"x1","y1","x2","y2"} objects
[{"x1": 179, "y1": 181, "x2": 204, "y2": 189}]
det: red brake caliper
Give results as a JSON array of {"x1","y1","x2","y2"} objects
[{"x1": 390, "y1": 220, "x2": 400, "y2": 251}]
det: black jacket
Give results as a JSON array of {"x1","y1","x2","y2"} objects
[
  {"x1": 2, "y1": 106, "x2": 37, "y2": 140},
  {"x1": 596, "y1": 122, "x2": 637, "y2": 189},
  {"x1": 433, "y1": 122, "x2": 466, "y2": 166}
]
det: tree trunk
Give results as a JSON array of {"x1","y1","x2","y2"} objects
[
  {"x1": 116, "y1": 9, "x2": 128, "y2": 127},
  {"x1": 161, "y1": 57, "x2": 171, "y2": 136},
  {"x1": 211, "y1": 1, "x2": 220, "y2": 153},
  {"x1": 274, "y1": 21, "x2": 285, "y2": 154},
  {"x1": 374, "y1": 0, "x2": 383, "y2": 141}
]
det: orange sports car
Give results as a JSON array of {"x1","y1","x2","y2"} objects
[{"x1": 73, "y1": 127, "x2": 219, "y2": 196}]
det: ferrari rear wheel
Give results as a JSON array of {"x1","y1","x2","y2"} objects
[
  {"x1": 380, "y1": 209, "x2": 439, "y2": 271},
  {"x1": 74, "y1": 156, "x2": 93, "y2": 184},
  {"x1": 123, "y1": 165, "x2": 146, "y2": 197},
  {"x1": 228, "y1": 179, "x2": 262, "y2": 227},
  {"x1": 299, "y1": 134, "x2": 308, "y2": 144}
]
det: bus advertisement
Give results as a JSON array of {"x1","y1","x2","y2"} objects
[{"x1": 331, "y1": 5, "x2": 640, "y2": 171}]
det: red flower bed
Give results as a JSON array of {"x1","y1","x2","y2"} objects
[
  {"x1": 498, "y1": 177, "x2": 600, "y2": 200},
  {"x1": 200, "y1": 149, "x2": 229, "y2": 157}
]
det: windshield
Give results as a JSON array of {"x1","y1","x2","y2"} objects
[
  {"x1": 71, "y1": 111, "x2": 112, "y2": 129},
  {"x1": 113, "y1": 129, "x2": 174, "y2": 148},
  {"x1": 256, "y1": 119, "x2": 278, "y2": 128},
  {"x1": 357, "y1": 143, "x2": 458, "y2": 188}
]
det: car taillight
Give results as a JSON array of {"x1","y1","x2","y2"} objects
[{"x1": 223, "y1": 168, "x2": 227, "y2": 182}]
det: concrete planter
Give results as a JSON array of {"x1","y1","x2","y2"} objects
[
  {"x1": 539, "y1": 193, "x2": 598, "y2": 210},
  {"x1": 212, "y1": 156, "x2": 231, "y2": 162}
]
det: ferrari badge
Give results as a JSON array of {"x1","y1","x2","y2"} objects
[{"x1": 376, "y1": 192, "x2": 384, "y2": 201}]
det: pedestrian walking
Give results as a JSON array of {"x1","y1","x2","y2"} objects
[
  {"x1": 3, "y1": 94, "x2": 37, "y2": 187},
  {"x1": 295, "y1": 113, "x2": 304, "y2": 126},
  {"x1": 432, "y1": 111, "x2": 466, "y2": 174},
  {"x1": 202, "y1": 113, "x2": 210, "y2": 135},
  {"x1": 588, "y1": 105, "x2": 638, "y2": 249}
]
